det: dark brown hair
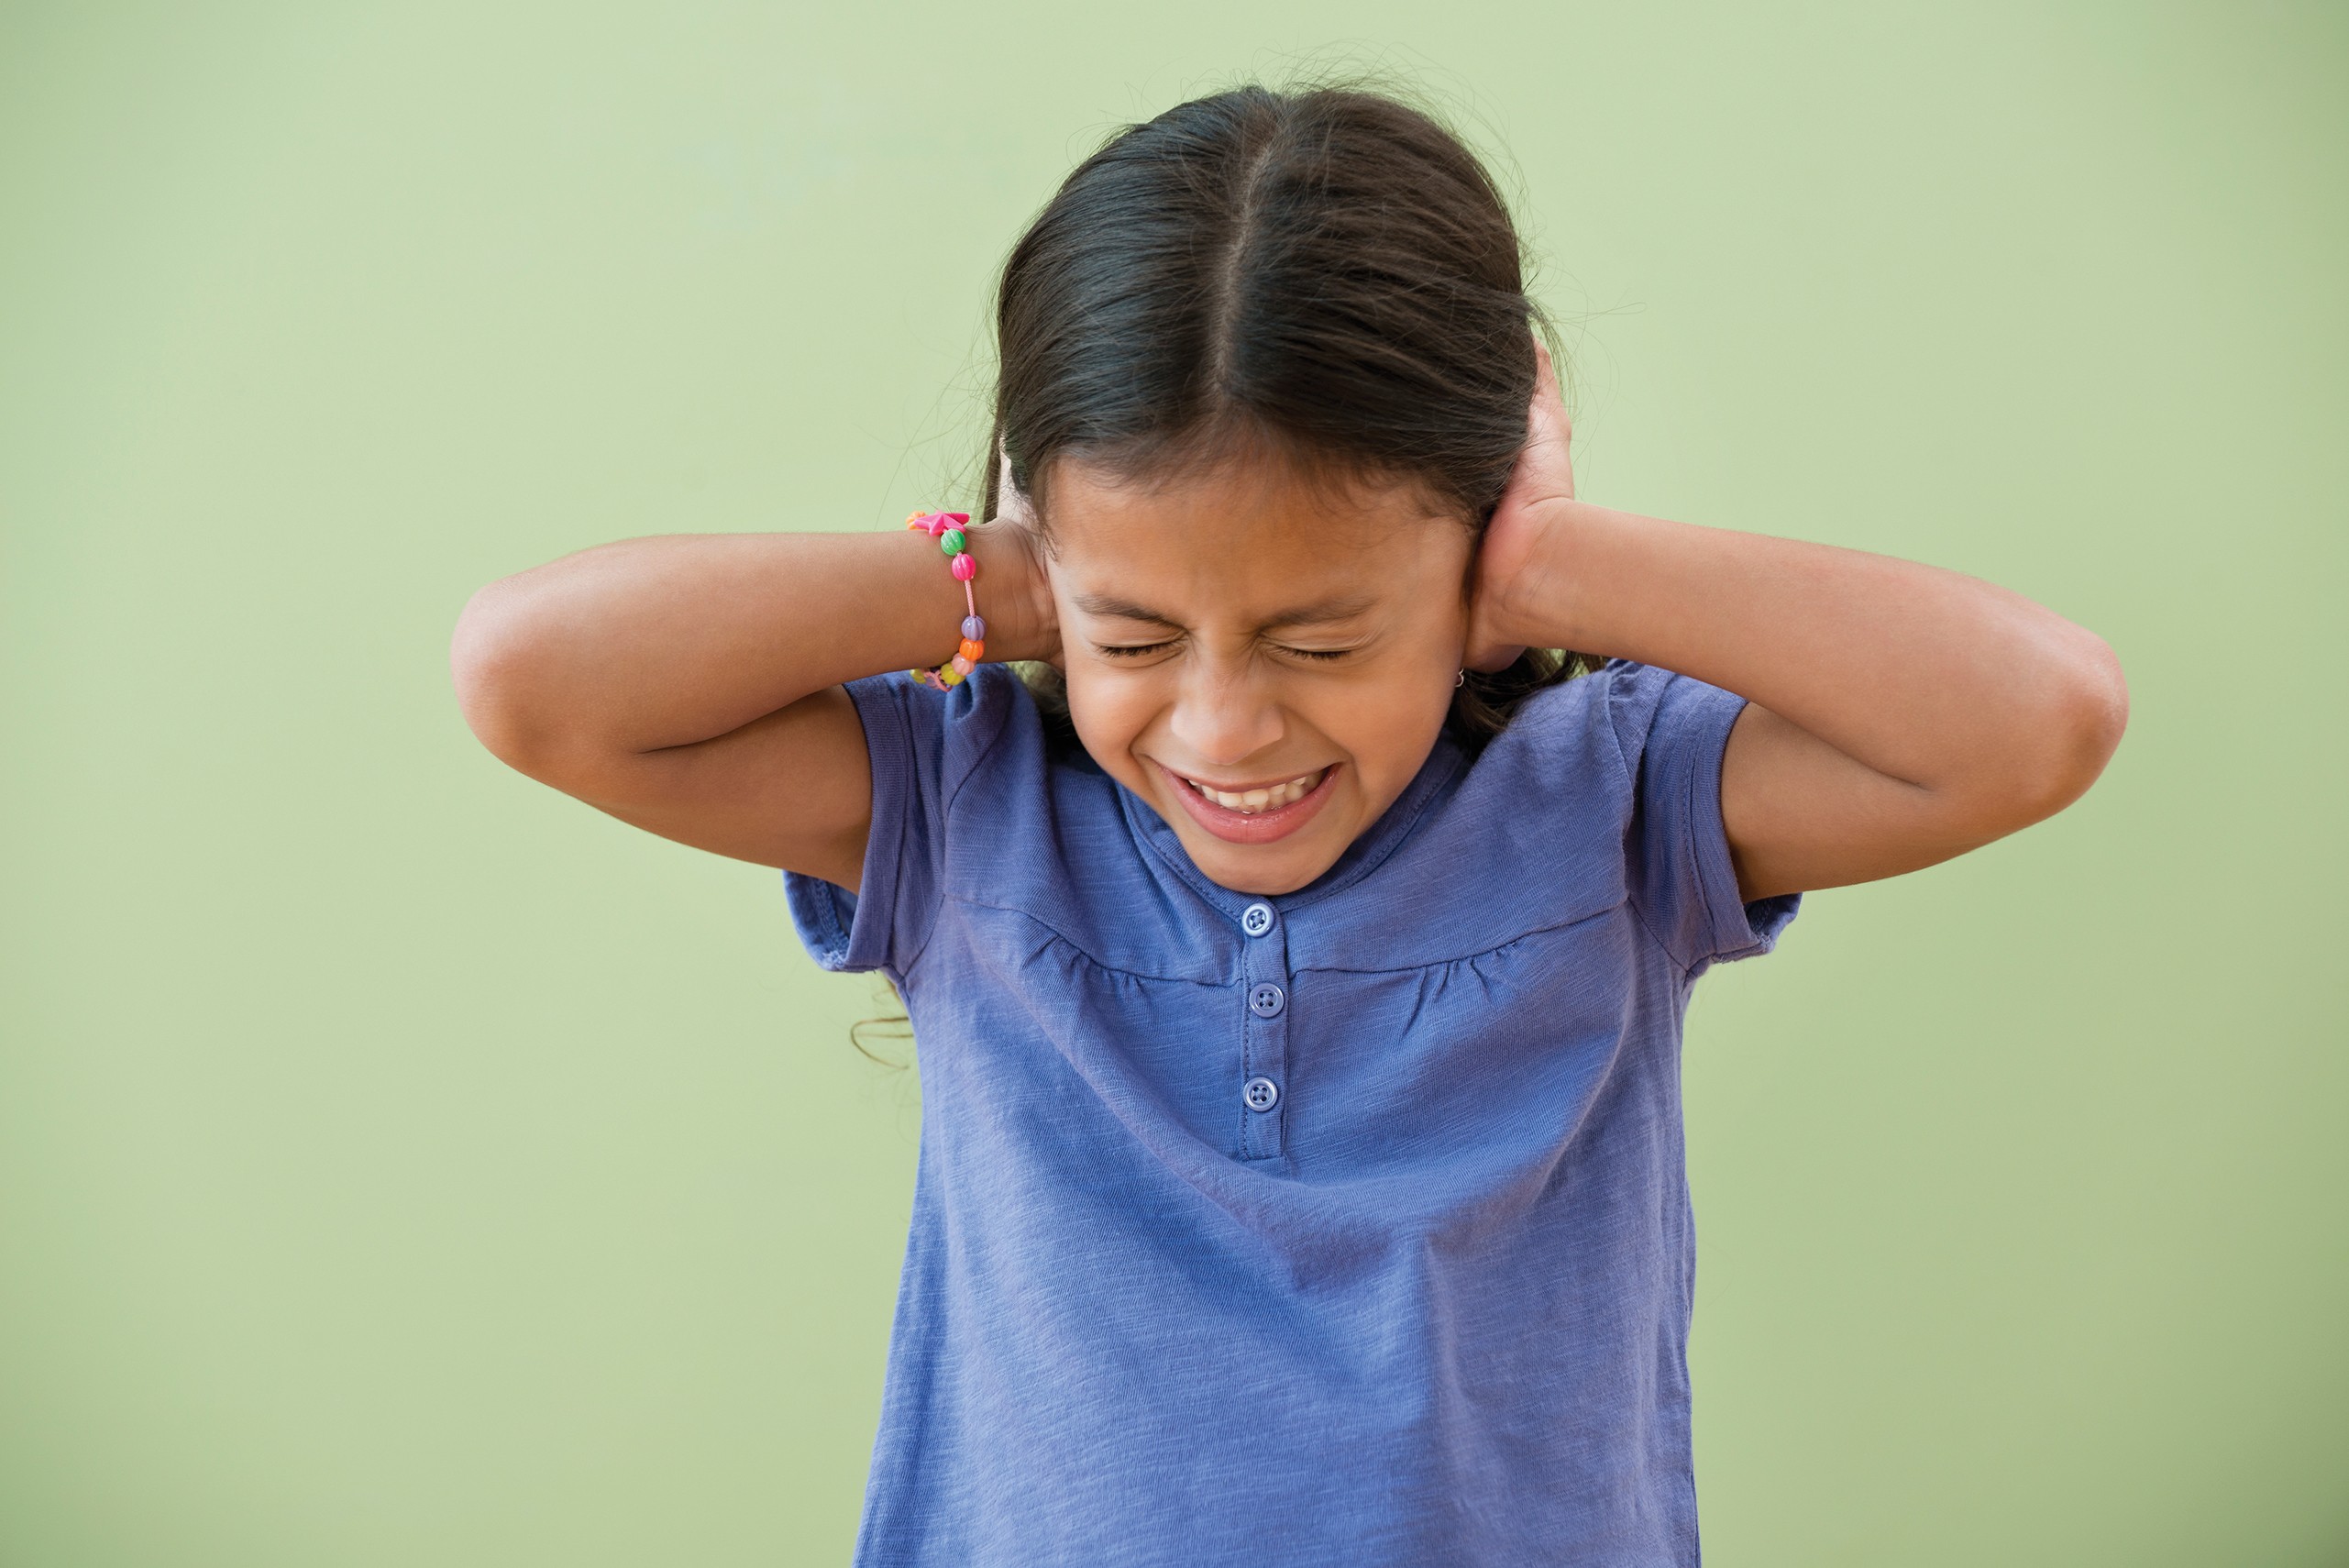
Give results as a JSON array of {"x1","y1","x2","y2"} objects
[{"x1": 975, "y1": 77, "x2": 1587, "y2": 754}]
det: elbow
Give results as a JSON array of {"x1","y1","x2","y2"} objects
[
  {"x1": 449, "y1": 578, "x2": 557, "y2": 771},
  {"x1": 2006, "y1": 628, "x2": 2130, "y2": 825}
]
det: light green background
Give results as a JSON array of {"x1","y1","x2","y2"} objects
[{"x1": 4, "y1": 3, "x2": 2343, "y2": 1563}]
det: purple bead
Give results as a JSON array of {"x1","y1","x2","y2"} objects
[{"x1": 961, "y1": 615, "x2": 987, "y2": 641}]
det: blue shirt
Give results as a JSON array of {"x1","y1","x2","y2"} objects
[{"x1": 785, "y1": 659, "x2": 1799, "y2": 1566}]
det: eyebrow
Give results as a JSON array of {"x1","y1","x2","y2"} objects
[{"x1": 1069, "y1": 591, "x2": 1382, "y2": 633}]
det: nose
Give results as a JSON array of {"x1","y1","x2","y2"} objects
[{"x1": 1166, "y1": 655, "x2": 1285, "y2": 769}]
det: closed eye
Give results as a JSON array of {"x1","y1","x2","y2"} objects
[
  {"x1": 1277, "y1": 645, "x2": 1355, "y2": 662},
  {"x1": 1094, "y1": 640, "x2": 1178, "y2": 659}
]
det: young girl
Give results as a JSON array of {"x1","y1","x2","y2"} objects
[{"x1": 452, "y1": 83, "x2": 2125, "y2": 1566}]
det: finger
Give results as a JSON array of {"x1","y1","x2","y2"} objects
[
  {"x1": 995, "y1": 447, "x2": 1037, "y2": 526},
  {"x1": 1529, "y1": 331, "x2": 1556, "y2": 393},
  {"x1": 1464, "y1": 639, "x2": 1527, "y2": 675}
]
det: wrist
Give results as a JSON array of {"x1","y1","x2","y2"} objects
[
  {"x1": 964, "y1": 520, "x2": 1059, "y2": 665},
  {"x1": 1489, "y1": 498, "x2": 1610, "y2": 654}
]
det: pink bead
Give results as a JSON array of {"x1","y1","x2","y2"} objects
[
  {"x1": 950, "y1": 654, "x2": 976, "y2": 676},
  {"x1": 950, "y1": 553, "x2": 977, "y2": 581}
]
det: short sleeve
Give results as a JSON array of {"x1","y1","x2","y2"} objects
[
  {"x1": 1602, "y1": 659, "x2": 1800, "y2": 977},
  {"x1": 781, "y1": 665, "x2": 1019, "y2": 982}
]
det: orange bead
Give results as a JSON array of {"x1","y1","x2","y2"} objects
[{"x1": 958, "y1": 638, "x2": 985, "y2": 663}]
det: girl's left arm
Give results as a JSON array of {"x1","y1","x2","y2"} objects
[{"x1": 1471, "y1": 344, "x2": 2129, "y2": 902}]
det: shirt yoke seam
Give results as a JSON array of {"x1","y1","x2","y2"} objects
[
  {"x1": 1292, "y1": 898, "x2": 1632, "y2": 975},
  {"x1": 948, "y1": 895, "x2": 1234, "y2": 987}
]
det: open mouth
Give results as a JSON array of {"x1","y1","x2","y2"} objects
[
  {"x1": 1181, "y1": 767, "x2": 1328, "y2": 814},
  {"x1": 1151, "y1": 759, "x2": 1342, "y2": 845}
]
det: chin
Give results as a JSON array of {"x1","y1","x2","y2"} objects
[{"x1": 1178, "y1": 826, "x2": 1347, "y2": 896}]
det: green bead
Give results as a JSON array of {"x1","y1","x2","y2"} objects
[{"x1": 939, "y1": 528, "x2": 966, "y2": 556}]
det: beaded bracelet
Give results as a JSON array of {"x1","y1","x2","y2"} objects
[{"x1": 902, "y1": 510, "x2": 985, "y2": 690}]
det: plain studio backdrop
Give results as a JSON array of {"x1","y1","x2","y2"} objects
[{"x1": 3, "y1": 4, "x2": 2343, "y2": 1563}]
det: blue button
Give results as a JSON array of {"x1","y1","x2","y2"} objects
[
  {"x1": 1242, "y1": 1076, "x2": 1280, "y2": 1112},
  {"x1": 1248, "y1": 983, "x2": 1285, "y2": 1019},
  {"x1": 1241, "y1": 902, "x2": 1275, "y2": 937}
]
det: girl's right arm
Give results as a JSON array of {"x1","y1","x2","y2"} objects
[{"x1": 448, "y1": 517, "x2": 1055, "y2": 891}]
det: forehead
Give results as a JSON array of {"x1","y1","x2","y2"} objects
[{"x1": 1044, "y1": 456, "x2": 1464, "y2": 618}]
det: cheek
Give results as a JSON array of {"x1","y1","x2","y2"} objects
[
  {"x1": 1322, "y1": 677, "x2": 1452, "y2": 773},
  {"x1": 1282, "y1": 652, "x2": 1456, "y2": 781},
  {"x1": 1061, "y1": 666, "x2": 1162, "y2": 762}
]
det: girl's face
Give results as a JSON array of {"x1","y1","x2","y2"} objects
[{"x1": 1045, "y1": 455, "x2": 1473, "y2": 896}]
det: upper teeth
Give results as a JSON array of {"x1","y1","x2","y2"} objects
[{"x1": 1186, "y1": 770, "x2": 1324, "y2": 813}]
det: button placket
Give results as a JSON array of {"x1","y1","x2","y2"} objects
[{"x1": 1238, "y1": 902, "x2": 1290, "y2": 1161}]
